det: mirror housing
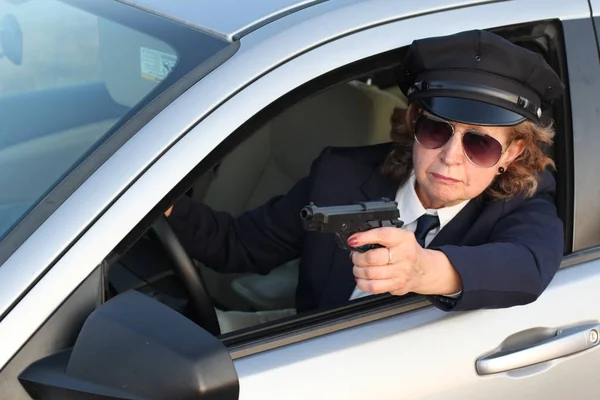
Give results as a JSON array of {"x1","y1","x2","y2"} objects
[{"x1": 19, "y1": 290, "x2": 238, "y2": 400}]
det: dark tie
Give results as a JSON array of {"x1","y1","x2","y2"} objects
[{"x1": 414, "y1": 214, "x2": 440, "y2": 247}]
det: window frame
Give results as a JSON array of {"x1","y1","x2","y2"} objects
[{"x1": 562, "y1": 16, "x2": 600, "y2": 251}]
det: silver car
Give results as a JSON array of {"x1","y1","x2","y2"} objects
[{"x1": 1, "y1": 0, "x2": 600, "y2": 399}]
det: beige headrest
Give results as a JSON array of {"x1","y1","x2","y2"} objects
[{"x1": 270, "y1": 81, "x2": 406, "y2": 180}]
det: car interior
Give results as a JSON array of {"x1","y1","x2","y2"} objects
[
  {"x1": 105, "y1": 21, "x2": 571, "y2": 335},
  {"x1": 107, "y1": 77, "x2": 408, "y2": 328}
]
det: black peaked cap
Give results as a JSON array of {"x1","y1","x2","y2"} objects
[{"x1": 396, "y1": 30, "x2": 565, "y2": 126}]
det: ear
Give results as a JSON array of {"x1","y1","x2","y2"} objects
[{"x1": 500, "y1": 139, "x2": 525, "y2": 170}]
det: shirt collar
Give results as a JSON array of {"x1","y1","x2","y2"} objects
[
  {"x1": 395, "y1": 172, "x2": 469, "y2": 230},
  {"x1": 395, "y1": 173, "x2": 425, "y2": 226}
]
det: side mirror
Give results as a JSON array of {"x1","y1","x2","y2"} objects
[
  {"x1": 0, "y1": 14, "x2": 23, "y2": 65},
  {"x1": 18, "y1": 290, "x2": 239, "y2": 399}
]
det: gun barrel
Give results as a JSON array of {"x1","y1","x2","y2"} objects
[{"x1": 300, "y1": 207, "x2": 313, "y2": 220}]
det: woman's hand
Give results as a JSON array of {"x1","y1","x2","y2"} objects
[{"x1": 348, "y1": 227, "x2": 462, "y2": 296}]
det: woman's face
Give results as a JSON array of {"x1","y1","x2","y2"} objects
[{"x1": 412, "y1": 111, "x2": 525, "y2": 209}]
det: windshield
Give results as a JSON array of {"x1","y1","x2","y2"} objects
[{"x1": 0, "y1": 0, "x2": 231, "y2": 243}]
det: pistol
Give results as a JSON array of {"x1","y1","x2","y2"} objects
[{"x1": 300, "y1": 198, "x2": 404, "y2": 252}]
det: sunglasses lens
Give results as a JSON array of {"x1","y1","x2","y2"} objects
[
  {"x1": 463, "y1": 131, "x2": 503, "y2": 167},
  {"x1": 414, "y1": 115, "x2": 453, "y2": 149}
]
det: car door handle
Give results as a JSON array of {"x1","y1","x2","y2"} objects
[{"x1": 476, "y1": 322, "x2": 600, "y2": 375}]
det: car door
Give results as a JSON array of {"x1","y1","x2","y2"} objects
[
  {"x1": 2, "y1": 1, "x2": 600, "y2": 399},
  {"x1": 222, "y1": 2, "x2": 600, "y2": 399}
]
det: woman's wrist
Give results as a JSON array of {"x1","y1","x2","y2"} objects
[{"x1": 416, "y1": 249, "x2": 462, "y2": 296}]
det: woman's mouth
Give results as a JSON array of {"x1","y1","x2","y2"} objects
[{"x1": 431, "y1": 173, "x2": 461, "y2": 183}]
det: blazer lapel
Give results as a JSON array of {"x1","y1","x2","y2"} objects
[
  {"x1": 429, "y1": 198, "x2": 484, "y2": 247},
  {"x1": 319, "y1": 167, "x2": 399, "y2": 309},
  {"x1": 360, "y1": 167, "x2": 399, "y2": 202}
]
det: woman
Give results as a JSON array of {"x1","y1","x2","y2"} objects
[{"x1": 166, "y1": 29, "x2": 564, "y2": 328}]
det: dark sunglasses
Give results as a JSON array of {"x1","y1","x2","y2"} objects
[{"x1": 413, "y1": 112, "x2": 507, "y2": 168}]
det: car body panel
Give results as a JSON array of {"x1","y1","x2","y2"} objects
[
  {"x1": 591, "y1": 0, "x2": 600, "y2": 16},
  {"x1": 569, "y1": 15, "x2": 600, "y2": 251},
  {"x1": 234, "y1": 258, "x2": 600, "y2": 400},
  {"x1": 591, "y1": 2, "x2": 600, "y2": 62},
  {"x1": 115, "y1": 0, "x2": 498, "y2": 41},
  {"x1": 116, "y1": 0, "x2": 328, "y2": 41}
]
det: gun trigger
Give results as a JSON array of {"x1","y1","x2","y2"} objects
[{"x1": 334, "y1": 232, "x2": 352, "y2": 251}]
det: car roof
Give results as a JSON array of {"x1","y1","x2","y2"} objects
[
  {"x1": 116, "y1": 0, "x2": 500, "y2": 42},
  {"x1": 115, "y1": 0, "x2": 328, "y2": 41}
]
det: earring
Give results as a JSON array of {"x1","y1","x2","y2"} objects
[{"x1": 498, "y1": 167, "x2": 505, "y2": 174}]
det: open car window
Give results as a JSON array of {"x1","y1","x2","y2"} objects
[{"x1": 104, "y1": 18, "x2": 572, "y2": 344}]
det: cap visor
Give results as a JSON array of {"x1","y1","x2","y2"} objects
[{"x1": 419, "y1": 97, "x2": 526, "y2": 126}]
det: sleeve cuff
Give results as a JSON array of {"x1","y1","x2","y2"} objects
[
  {"x1": 169, "y1": 195, "x2": 194, "y2": 220},
  {"x1": 444, "y1": 290, "x2": 462, "y2": 299},
  {"x1": 428, "y1": 294, "x2": 460, "y2": 310}
]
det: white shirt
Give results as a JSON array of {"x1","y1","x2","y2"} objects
[{"x1": 349, "y1": 172, "x2": 469, "y2": 300}]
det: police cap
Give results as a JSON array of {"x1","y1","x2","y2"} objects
[{"x1": 397, "y1": 30, "x2": 565, "y2": 126}]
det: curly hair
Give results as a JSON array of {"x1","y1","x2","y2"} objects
[{"x1": 380, "y1": 105, "x2": 556, "y2": 202}]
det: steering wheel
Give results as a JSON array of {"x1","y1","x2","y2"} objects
[{"x1": 150, "y1": 215, "x2": 221, "y2": 336}]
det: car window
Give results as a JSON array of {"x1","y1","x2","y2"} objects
[
  {"x1": 106, "y1": 78, "x2": 407, "y2": 335},
  {"x1": 0, "y1": 0, "x2": 230, "y2": 245},
  {"x1": 105, "y1": 18, "x2": 571, "y2": 343},
  {"x1": 196, "y1": 79, "x2": 405, "y2": 317}
]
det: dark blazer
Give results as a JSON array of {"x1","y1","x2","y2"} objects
[{"x1": 168, "y1": 143, "x2": 564, "y2": 313}]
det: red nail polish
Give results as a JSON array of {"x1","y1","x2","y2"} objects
[{"x1": 348, "y1": 237, "x2": 359, "y2": 246}]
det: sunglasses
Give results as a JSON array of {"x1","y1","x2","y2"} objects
[{"x1": 412, "y1": 112, "x2": 507, "y2": 168}]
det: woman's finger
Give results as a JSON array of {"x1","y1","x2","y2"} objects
[
  {"x1": 348, "y1": 227, "x2": 410, "y2": 249},
  {"x1": 356, "y1": 278, "x2": 401, "y2": 295},
  {"x1": 353, "y1": 264, "x2": 399, "y2": 280},
  {"x1": 351, "y1": 247, "x2": 390, "y2": 267}
]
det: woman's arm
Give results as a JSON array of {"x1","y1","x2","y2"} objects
[
  {"x1": 433, "y1": 191, "x2": 563, "y2": 311},
  {"x1": 349, "y1": 172, "x2": 563, "y2": 311},
  {"x1": 165, "y1": 148, "x2": 332, "y2": 275}
]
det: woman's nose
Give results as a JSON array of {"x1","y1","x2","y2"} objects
[{"x1": 439, "y1": 131, "x2": 465, "y2": 166}]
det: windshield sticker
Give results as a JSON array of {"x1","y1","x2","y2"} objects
[{"x1": 140, "y1": 47, "x2": 177, "y2": 83}]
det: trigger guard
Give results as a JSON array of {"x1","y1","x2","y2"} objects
[
  {"x1": 334, "y1": 232, "x2": 353, "y2": 252},
  {"x1": 334, "y1": 232, "x2": 371, "y2": 253}
]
